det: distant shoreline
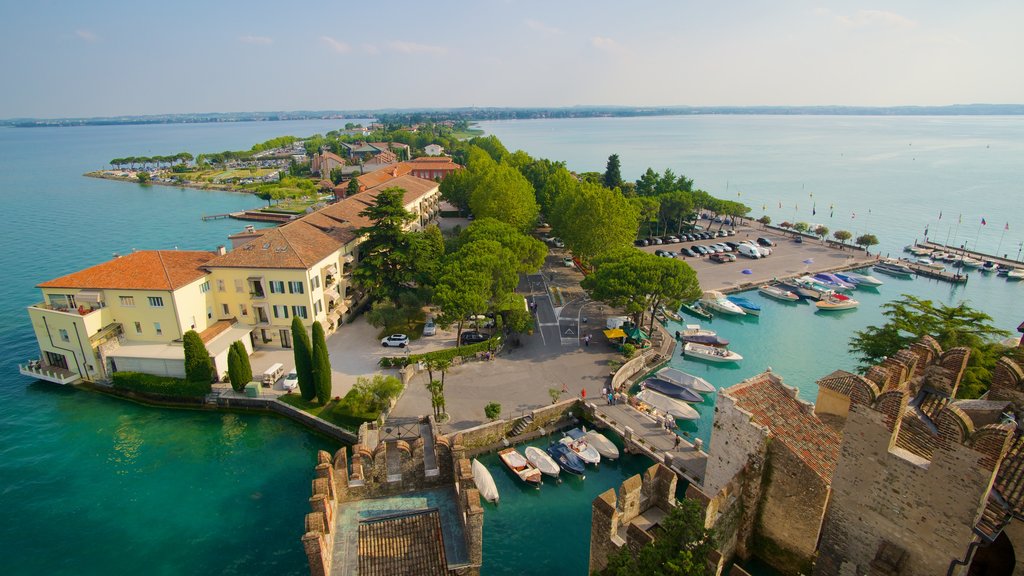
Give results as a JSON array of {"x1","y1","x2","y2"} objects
[
  {"x1": 10, "y1": 103, "x2": 1024, "y2": 128},
  {"x1": 84, "y1": 171, "x2": 251, "y2": 194}
]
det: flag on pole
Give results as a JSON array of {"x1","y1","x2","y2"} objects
[
  {"x1": 1006, "y1": 222, "x2": 1011, "y2": 231},
  {"x1": 852, "y1": 212, "x2": 856, "y2": 219},
  {"x1": 958, "y1": 214, "x2": 962, "y2": 224},
  {"x1": 812, "y1": 202, "x2": 816, "y2": 216},
  {"x1": 778, "y1": 202, "x2": 782, "y2": 209},
  {"x1": 924, "y1": 227, "x2": 929, "y2": 236},
  {"x1": 938, "y1": 210, "x2": 942, "y2": 220},
  {"x1": 982, "y1": 218, "x2": 987, "y2": 226}
]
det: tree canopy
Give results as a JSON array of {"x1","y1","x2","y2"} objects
[
  {"x1": 291, "y1": 317, "x2": 315, "y2": 401},
  {"x1": 598, "y1": 499, "x2": 713, "y2": 576},
  {"x1": 353, "y1": 188, "x2": 416, "y2": 302},
  {"x1": 183, "y1": 330, "x2": 212, "y2": 384},
  {"x1": 604, "y1": 154, "x2": 623, "y2": 189},
  {"x1": 468, "y1": 162, "x2": 539, "y2": 231},
  {"x1": 551, "y1": 181, "x2": 640, "y2": 263},
  {"x1": 311, "y1": 321, "x2": 332, "y2": 404},
  {"x1": 458, "y1": 218, "x2": 546, "y2": 274}
]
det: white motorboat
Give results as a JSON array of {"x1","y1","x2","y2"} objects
[
  {"x1": 874, "y1": 260, "x2": 914, "y2": 278},
  {"x1": 958, "y1": 257, "x2": 983, "y2": 269},
  {"x1": 559, "y1": 434, "x2": 601, "y2": 466},
  {"x1": 657, "y1": 367, "x2": 715, "y2": 393},
  {"x1": 684, "y1": 342, "x2": 743, "y2": 363},
  {"x1": 915, "y1": 257, "x2": 945, "y2": 270},
  {"x1": 472, "y1": 458, "x2": 500, "y2": 503},
  {"x1": 1007, "y1": 268, "x2": 1024, "y2": 281},
  {"x1": 524, "y1": 446, "x2": 561, "y2": 478},
  {"x1": 758, "y1": 284, "x2": 800, "y2": 301},
  {"x1": 636, "y1": 389, "x2": 699, "y2": 420},
  {"x1": 816, "y1": 293, "x2": 860, "y2": 310},
  {"x1": 834, "y1": 271, "x2": 883, "y2": 287},
  {"x1": 582, "y1": 428, "x2": 620, "y2": 460},
  {"x1": 700, "y1": 290, "x2": 745, "y2": 316}
]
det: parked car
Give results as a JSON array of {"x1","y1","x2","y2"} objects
[
  {"x1": 794, "y1": 235, "x2": 803, "y2": 243},
  {"x1": 634, "y1": 239, "x2": 647, "y2": 247},
  {"x1": 552, "y1": 238, "x2": 565, "y2": 248},
  {"x1": 725, "y1": 241, "x2": 741, "y2": 249},
  {"x1": 726, "y1": 230, "x2": 736, "y2": 236},
  {"x1": 381, "y1": 334, "x2": 410, "y2": 347},
  {"x1": 714, "y1": 243, "x2": 732, "y2": 252},
  {"x1": 282, "y1": 371, "x2": 299, "y2": 390},
  {"x1": 460, "y1": 331, "x2": 489, "y2": 345},
  {"x1": 423, "y1": 318, "x2": 436, "y2": 336},
  {"x1": 467, "y1": 314, "x2": 495, "y2": 328},
  {"x1": 717, "y1": 230, "x2": 728, "y2": 237},
  {"x1": 757, "y1": 237, "x2": 775, "y2": 247},
  {"x1": 736, "y1": 244, "x2": 761, "y2": 259},
  {"x1": 710, "y1": 253, "x2": 736, "y2": 263},
  {"x1": 691, "y1": 245, "x2": 707, "y2": 255},
  {"x1": 652, "y1": 237, "x2": 663, "y2": 245},
  {"x1": 681, "y1": 247, "x2": 697, "y2": 257}
]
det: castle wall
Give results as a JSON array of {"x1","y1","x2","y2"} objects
[
  {"x1": 814, "y1": 387, "x2": 851, "y2": 420},
  {"x1": 815, "y1": 405, "x2": 993, "y2": 576},
  {"x1": 705, "y1": 392, "x2": 770, "y2": 496}
]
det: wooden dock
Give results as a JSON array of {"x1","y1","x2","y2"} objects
[
  {"x1": 903, "y1": 262, "x2": 969, "y2": 283},
  {"x1": 919, "y1": 241, "x2": 1024, "y2": 269},
  {"x1": 587, "y1": 401, "x2": 708, "y2": 486},
  {"x1": 200, "y1": 210, "x2": 294, "y2": 224},
  {"x1": 201, "y1": 212, "x2": 235, "y2": 221}
]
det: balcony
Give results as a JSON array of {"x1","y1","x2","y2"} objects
[
  {"x1": 19, "y1": 361, "x2": 81, "y2": 385},
  {"x1": 32, "y1": 302, "x2": 103, "y2": 315}
]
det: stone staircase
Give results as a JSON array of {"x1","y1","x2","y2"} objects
[{"x1": 509, "y1": 414, "x2": 534, "y2": 437}]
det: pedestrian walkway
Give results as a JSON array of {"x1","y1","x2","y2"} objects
[{"x1": 588, "y1": 401, "x2": 708, "y2": 485}]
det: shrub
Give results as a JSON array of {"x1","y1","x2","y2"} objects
[
  {"x1": 484, "y1": 402, "x2": 502, "y2": 421},
  {"x1": 183, "y1": 330, "x2": 212, "y2": 384},
  {"x1": 112, "y1": 371, "x2": 211, "y2": 397},
  {"x1": 379, "y1": 336, "x2": 502, "y2": 368},
  {"x1": 621, "y1": 343, "x2": 636, "y2": 358}
]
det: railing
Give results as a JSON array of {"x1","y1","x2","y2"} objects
[
  {"x1": 31, "y1": 302, "x2": 102, "y2": 316},
  {"x1": 18, "y1": 362, "x2": 81, "y2": 385}
]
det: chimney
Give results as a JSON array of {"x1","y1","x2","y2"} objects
[
  {"x1": 216, "y1": 245, "x2": 227, "y2": 256},
  {"x1": 391, "y1": 168, "x2": 398, "y2": 177}
]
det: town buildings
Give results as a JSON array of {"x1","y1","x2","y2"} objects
[{"x1": 20, "y1": 171, "x2": 443, "y2": 385}]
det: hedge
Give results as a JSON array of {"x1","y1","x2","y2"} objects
[
  {"x1": 378, "y1": 336, "x2": 502, "y2": 368},
  {"x1": 112, "y1": 371, "x2": 212, "y2": 397}
]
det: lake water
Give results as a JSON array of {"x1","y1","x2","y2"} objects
[{"x1": 2, "y1": 116, "x2": 1021, "y2": 575}]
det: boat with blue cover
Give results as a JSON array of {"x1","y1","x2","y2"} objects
[
  {"x1": 642, "y1": 377, "x2": 703, "y2": 403},
  {"x1": 813, "y1": 273, "x2": 856, "y2": 291},
  {"x1": 726, "y1": 295, "x2": 762, "y2": 316},
  {"x1": 834, "y1": 271, "x2": 883, "y2": 287},
  {"x1": 547, "y1": 442, "x2": 586, "y2": 478}
]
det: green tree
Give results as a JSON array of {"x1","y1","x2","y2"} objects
[
  {"x1": 849, "y1": 295, "x2": 1009, "y2": 398},
  {"x1": 814, "y1": 225, "x2": 830, "y2": 241},
  {"x1": 351, "y1": 374, "x2": 404, "y2": 412},
  {"x1": 291, "y1": 317, "x2": 316, "y2": 401},
  {"x1": 757, "y1": 215, "x2": 771, "y2": 227},
  {"x1": 635, "y1": 168, "x2": 660, "y2": 197},
  {"x1": 538, "y1": 166, "x2": 579, "y2": 217},
  {"x1": 604, "y1": 154, "x2": 623, "y2": 189},
  {"x1": 182, "y1": 330, "x2": 212, "y2": 384},
  {"x1": 459, "y1": 218, "x2": 546, "y2": 274},
  {"x1": 408, "y1": 225, "x2": 446, "y2": 289},
  {"x1": 226, "y1": 341, "x2": 252, "y2": 392},
  {"x1": 468, "y1": 163, "x2": 539, "y2": 231},
  {"x1": 311, "y1": 321, "x2": 332, "y2": 404},
  {"x1": 855, "y1": 233, "x2": 879, "y2": 252},
  {"x1": 833, "y1": 230, "x2": 853, "y2": 244},
  {"x1": 793, "y1": 222, "x2": 810, "y2": 234},
  {"x1": 548, "y1": 388, "x2": 562, "y2": 404},
  {"x1": 329, "y1": 167, "x2": 345, "y2": 185},
  {"x1": 137, "y1": 171, "x2": 151, "y2": 184},
  {"x1": 433, "y1": 255, "x2": 492, "y2": 346},
  {"x1": 552, "y1": 181, "x2": 640, "y2": 263},
  {"x1": 426, "y1": 379, "x2": 446, "y2": 418},
  {"x1": 468, "y1": 135, "x2": 509, "y2": 162},
  {"x1": 598, "y1": 499, "x2": 713, "y2": 576},
  {"x1": 347, "y1": 177, "x2": 360, "y2": 197},
  {"x1": 484, "y1": 402, "x2": 502, "y2": 421},
  {"x1": 353, "y1": 187, "x2": 416, "y2": 302},
  {"x1": 630, "y1": 196, "x2": 661, "y2": 237},
  {"x1": 657, "y1": 191, "x2": 694, "y2": 235},
  {"x1": 582, "y1": 248, "x2": 701, "y2": 335}
]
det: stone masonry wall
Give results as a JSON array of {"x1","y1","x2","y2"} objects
[
  {"x1": 705, "y1": 391, "x2": 771, "y2": 496},
  {"x1": 815, "y1": 405, "x2": 994, "y2": 576},
  {"x1": 454, "y1": 398, "x2": 579, "y2": 453}
]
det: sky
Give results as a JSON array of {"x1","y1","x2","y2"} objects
[{"x1": 1, "y1": 0, "x2": 1022, "y2": 118}]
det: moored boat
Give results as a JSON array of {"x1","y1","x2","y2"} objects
[
  {"x1": 726, "y1": 295, "x2": 762, "y2": 316},
  {"x1": 834, "y1": 271, "x2": 884, "y2": 287},
  {"x1": 657, "y1": 366, "x2": 715, "y2": 394},
  {"x1": 1007, "y1": 268, "x2": 1024, "y2": 281},
  {"x1": 675, "y1": 324, "x2": 729, "y2": 347},
  {"x1": 581, "y1": 428, "x2": 619, "y2": 460},
  {"x1": 472, "y1": 458, "x2": 500, "y2": 503},
  {"x1": 915, "y1": 257, "x2": 946, "y2": 271},
  {"x1": 701, "y1": 290, "x2": 745, "y2": 316},
  {"x1": 874, "y1": 260, "x2": 914, "y2": 278},
  {"x1": 546, "y1": 442, "x2": 586, "y2": 478},
  {"x1": 813, "y1": 273, "x2": 856, "y2": 291},
  {"x1": 684, "y1": 341, "x2": 743, "y2": 363},
  {"x1": 816, "y1": 293, "x2": 860, "y2": 310},
  {"x1": 642, "y1": 377, "x2": 703, "y2": 403},
  {"x1": 793, "y1": 276, "x2": 838, "y2": 300},
  {"x1": 758, "y1": 284, "x2": 800, "y2": 301},
  {"x1": 680, "y1": 301, "x2": 714, "y2": 320},
  {"x1": 635, "y1": 389, "x2": 700, "y2": 420},
  {"x1": 659, "y1": 305, "x2": 682, "y2": 322},
  {"x1": 524, "y1": 446, "x2": 560, "y2": 479},
  {"x1": 559, "y1": 432, "x2": 601, "y2": 466},
  {"x1": 498, "y1": 447, "x2": 542, "y2": 486},
  {"x1": 957, "y1": 256, "x2": 983, "y2": 269}
]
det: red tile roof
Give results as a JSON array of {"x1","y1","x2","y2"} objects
[
  {"x1": 726, "y1": 372, "x2": 842, "y2": 482},
  {"x1": 38, "y1": 250, "x2": 215, "y2": 291}
]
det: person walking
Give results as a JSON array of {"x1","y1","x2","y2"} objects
[{"x1": 673, "y1": 435, "x2": 681, "y2": 449}]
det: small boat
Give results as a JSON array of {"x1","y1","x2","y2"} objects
[
  {"x1": 930, "y1": 251, "x2": 951, "y2": 261},
  {"x1": 792, "y1": 276, "x2": 838, "y2": 300},
  {"x1": 835, "y1": 271, "x2": 883, "y2": 287},
  {"x1": 915, "y1": 257, "x2": 946, "y2": 271},
  {"x1": 498, "y1": 447, "x2": 542, "y2": 487},
  {"x1": 980, "y1": 261, "x2": 997, "y2": 273},
  {"x1": 813, "y1": 273, "x2": 857, "y2": 291},
  {"x1": 680, "y1": 301, "x2": 714, "y2": 320},
  {"x1": 675, "y1": 324, "x2": 729, "y2": 347},
  {"x1": 997, "y1": 265, "x2": 1011, "y2": 277},
  {"x1": 635, "y1": 389, "x2": 699, "y2": 420},
  {"x1": 577, "y1": 426, "x2": 614, "y2": 457},
  {"x1": 657, "y1": 367, "x2": 715, "y2": 394},
  {"x1": 759, "y1": 284, "x2": 800, "y2": 301},
  {"x1": 874, "y1": 260, "x2": 914, "y2": 278},
  {"x1": 659, "y1": 305, "x2": 682, "y2": 322},
  {"x1": 940, "y1": 252, "x2": 961, "y2": 263},
  {"x1": 642, "y1": 377, "x2": 703, "y2": 402},
  {"x1": 524, "y1": 446, "x2": 561, "y2": 479},
  {"x1": 1007, "y1": 268, "x2": 1024, "y2": 281},
  {"x1": 816, "y1": 293, "x2": 859, "y2": 310},
  {"x1": 559, "y1": 434, "x2": 601, "y2": 466},
  {"x1": 684, "y1": 342, "x2": 743, "y2": 363},
  {"x1": 957, "y1": 257, "x2": 983, "y2": 269},
  {"x1": 701, "y1": 290, "x2": 746, "y2": 316},
  {"x1": 472, "y1": 458, "x2": 500, "y2": 503},
  {"x1": 726, "y1": 295, "x2": 761, "y2": 316},
  {"x1": 546, "y1": 442, "x2": 586, "y2": 478}
]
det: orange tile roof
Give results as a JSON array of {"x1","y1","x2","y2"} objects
[
  {"x1": 726, "y1": 372, "x2": 842, "y2": 482},
  {"x1": 356, "y1": 164, "x2": 413, "y2": 189},
  {"x1": 38, "y1": 250, "x2": 215, "y2": 291}
]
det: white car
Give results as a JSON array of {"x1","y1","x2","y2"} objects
[
  {"x1": 381, "y1": 334, "x2": 409, "y2": 348},
  {"x1": 282, "y1": 371, "x2": 298, "y2": 390},
  {"x1": 423, "y1": 318, "x2": 437, "y2": 336}
]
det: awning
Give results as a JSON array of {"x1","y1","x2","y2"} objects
[
  {"x1": 247, "y1": 276, "x2": 264, "y2": 282},
  {"x1": 625, "y1": 326, "x2": 648, "y2": 340},
  {"x1": 325, "y1": 264, "x2": 338, "y2": 276},
  {"x1": 603, "y1": 328, "x2": 627, "y2": 339},
  {"x1": 76, "y1": 290, "x2": 104, "y2": 303},
  {"x1": 343, "y1": 254, "x2": 355, "y2": 263},
  {"x1": 324, "y1": 287, "x2": 340, "y2": 301}
]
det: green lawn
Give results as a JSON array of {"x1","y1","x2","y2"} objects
[
  {"x1": 452, "y1": 128, "x2": 484, "y2": 139},
  {"x1": 277, "y1": 394, "x2": 377, "y2": 431}
]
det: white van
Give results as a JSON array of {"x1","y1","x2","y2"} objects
[
  {"x1": 261, "y1": 363, "x2": 284, "y2": 387},
  {"x1": 737, "y1": 244, "x2": 761, "y2": 259}
]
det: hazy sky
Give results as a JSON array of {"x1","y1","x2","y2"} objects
[{"x1": 2, "y1": 0, "x2": 1021, "y2": 118}]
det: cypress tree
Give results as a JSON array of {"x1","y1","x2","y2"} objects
[
  {"x1": 311, "y1": 321, "x2": 332, "y2": 404},
  {"x1": 291, "y1": 317, "x2": 315, "y2": 400},
  {"x1": 227, "y1": 342, "x2": 245, "y2": 392},
  {"x1": 183, "y1": 330, "x2": 212, "y2": 384},
  {"x1": 235, "y1": 341, "x2": 253, "y2": 385}
]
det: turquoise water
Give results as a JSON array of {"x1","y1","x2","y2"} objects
[{"x1": 3, "y1": 116, "x2": 1023, "y2": 575}]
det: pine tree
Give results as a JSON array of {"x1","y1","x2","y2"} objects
[
  {"x1": 291, "y1": 317, "x2": 315, "y2": 400},
  {"x1": 311, "y1": 321, "x2": 332, "y2": 404},
  {"x1": 236, "y1": 341, "x2": 253, "y2": 385},
  {"x1": 603, "y1": 154, "x2": 623, "y2": 189},
  {"x1": 183, "y1": 330, "x2": 212, "y2": 384}
]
